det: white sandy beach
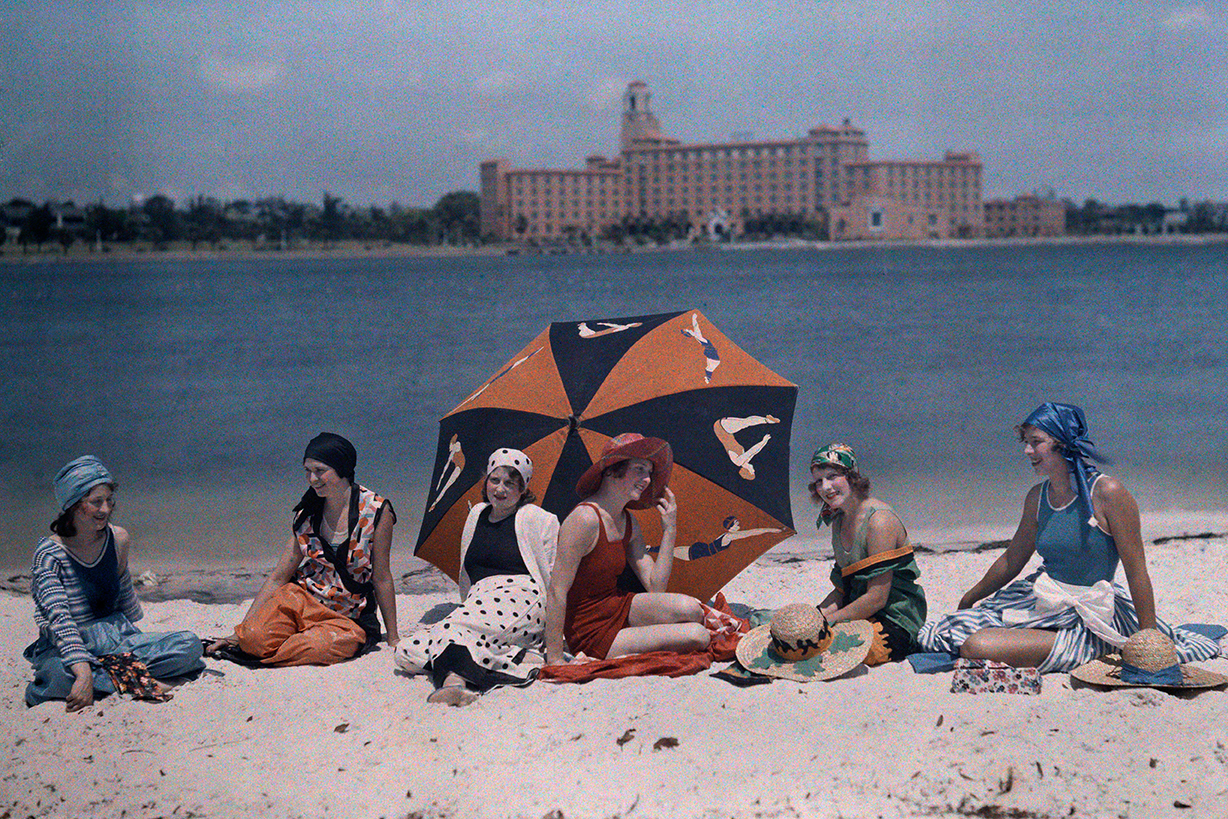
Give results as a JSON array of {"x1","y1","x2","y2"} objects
[{"x1": 3, "y1": 516, "x2": 1227, "y2": 819}]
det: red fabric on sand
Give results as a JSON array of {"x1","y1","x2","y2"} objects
[{"x1": 539, "y1": 593, "x2": 748, "y2": 683}]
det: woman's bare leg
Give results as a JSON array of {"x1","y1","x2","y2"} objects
[
  {"x1": 606, "y1": 593, "x2": 709, "y2": 657},
  {"x1": 959, "y1": 627, "x2": 1056, "y2": 668},
  {"x1": 627, "y1": 592, "x2": 704, "y2": 626}
]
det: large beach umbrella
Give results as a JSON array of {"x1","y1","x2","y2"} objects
[{"x1": 415, "y1": 310, "x2": 797, "y2": 602}]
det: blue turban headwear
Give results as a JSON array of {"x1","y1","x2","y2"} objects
[
  {"x1": 1020, "y1": 402, "x2": 1111, "y2": 525},
  {"x1": 54, "y1": 455, "x2": 114, "y2": 512}
]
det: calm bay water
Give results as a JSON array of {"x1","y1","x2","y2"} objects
[{"x1": 2, "y1": 242, "x2": 1226, "y2": 570}]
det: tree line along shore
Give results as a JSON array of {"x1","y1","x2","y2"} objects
[{"x1": 4, "y1": 191, "x2": 1228, "y2": 262}]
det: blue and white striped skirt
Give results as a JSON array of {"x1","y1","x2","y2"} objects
[{"x1": 917, "y1": 570, "x2": 1221, "y2": 673}]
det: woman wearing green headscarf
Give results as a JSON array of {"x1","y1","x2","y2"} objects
[{"x1": 809, "y1": 443, "x2": 927, "y2": 665}]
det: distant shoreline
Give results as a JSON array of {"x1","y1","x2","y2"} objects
[
  {"x1": 2, "y1": 231, "x2": 1226, "y2": 266},
  {"x1": 0, "y1": 240, "x2": 505, "y2": 266}
]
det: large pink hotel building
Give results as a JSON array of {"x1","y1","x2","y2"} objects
[{"x1": 480, "y1": 82, "x2": 983, "y2": 242}]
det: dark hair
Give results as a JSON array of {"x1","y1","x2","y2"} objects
[
  {"x1": 602, "y1": 461, "x2": 631, "y2": 481},
  {"x1": 483, "y1": 468, "x2": 536, "y2": 508},
  {"x1": 50, "y1": 508, "x2": 77, "y2": 538},
  {"x1": 808, "y1": 465, "x2": 870, "y2": 504},
  {"x1": 49, "y1": 480, "x2": 118, "y2": 537}
]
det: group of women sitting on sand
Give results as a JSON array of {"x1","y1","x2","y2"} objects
[{"x1": 25, "y1": 402, "x2": 1221, "y2": 710}]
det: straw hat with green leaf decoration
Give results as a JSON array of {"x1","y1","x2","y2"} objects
[{"x1": 734, "y1": 603, "x2": 873, "y2": 682}]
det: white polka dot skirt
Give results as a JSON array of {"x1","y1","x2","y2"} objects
[{"x1": 394, "y1": 574, "x2": 545, "y2": 686}]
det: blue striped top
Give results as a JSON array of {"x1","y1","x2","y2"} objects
[{"x1": 30, "y1": 528, "x2": 143, "y2": 666}]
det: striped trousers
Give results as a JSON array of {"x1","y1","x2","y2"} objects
[{"x1": 918, "y1": 570, "x2": 1221, "y2": 673}]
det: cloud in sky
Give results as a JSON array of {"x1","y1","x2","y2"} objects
[
  {"x1": 1162, "y1": 5, "x2": 1214, "y2": 31},
  {"x1": 2, "y1": 0, "x2": 1226, "y2": 207},
  {"x1": 200, "y1": 58, "x2": 285, "y2": 93}
]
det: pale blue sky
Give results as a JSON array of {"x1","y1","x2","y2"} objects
[{"x1": 3, "y1": 0, "x2": 1225, "y2": 207}]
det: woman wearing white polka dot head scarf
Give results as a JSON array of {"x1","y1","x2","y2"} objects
[{"x1": 395, "y1": 448, "x2": 559, "y2": 706}]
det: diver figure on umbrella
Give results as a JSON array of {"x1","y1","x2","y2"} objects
[{"x1": 544, "y1": 434, "x2": 709, "y2": 664}]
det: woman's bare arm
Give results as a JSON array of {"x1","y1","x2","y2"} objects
[
  {"x1": 369, "y1": 509, "x2": 399, "y2": 645},
  {"x1": 544, "y1": 506, "x2": 598, "y2": 664},
  {"x1": 1098, "y1": 477, "x2": 1155, "y2": 628},
  {"x1": 626, "y1": 489, "x2": 677, "y2": 593}
]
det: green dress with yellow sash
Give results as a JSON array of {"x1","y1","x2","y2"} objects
[{"x1": 830, "y1": 500, "x2": 927, "y2": 656}]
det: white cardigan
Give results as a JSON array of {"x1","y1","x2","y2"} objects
[{"x1": 457, "y1": 503, "x2": 559, "y2": 601}]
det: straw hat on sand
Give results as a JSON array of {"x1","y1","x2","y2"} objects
[
  {"x1": 735, "y1": 603, "x2": 873, "y2": 682},
  {"x1": 1070, "y1": 628, "x2": 1228, "y2": 690}
]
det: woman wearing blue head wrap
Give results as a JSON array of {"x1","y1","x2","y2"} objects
[
  {"x1": 25, "y1": 457, "x2": 205, "y2": 710},
  {"x1": 917, "y1": 403, "x2": 1221, "y2": 673}
]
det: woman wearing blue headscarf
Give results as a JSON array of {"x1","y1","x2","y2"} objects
[
  {"x1": 25, "y1": 456, "x2": 204, "y2": 710},
  {"x1": 918, "y1": 403, "x2": 1220, "y2": 672}
]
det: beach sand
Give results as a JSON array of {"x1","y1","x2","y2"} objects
[{"x1": 3, "y1": 519, "x2": 1227, "y2": 819}]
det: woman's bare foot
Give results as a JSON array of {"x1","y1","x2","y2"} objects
[{"x1": 427, "y1": 684, "x2": 478, "y2": 707}]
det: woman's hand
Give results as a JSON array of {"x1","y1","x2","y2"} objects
[
  {"x1": 656, "y1": 487, "x2": 677, "y2": 531},
  {"x1": 66, "y1": 662, "x2": 94, "y2": 712},
  {"x1": 205, "y1": 634, "x2": 239, "y2": 655},
  {"x1": 542, "y1": 651, "x2": 591, "y2": 672}
]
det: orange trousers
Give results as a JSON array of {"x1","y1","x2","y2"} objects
[{"x1": 234, "y1": 583, "x2": 366, "y2": 666}]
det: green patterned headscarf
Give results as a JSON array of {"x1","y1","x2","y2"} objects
[
  {"x1": 810, "y1": 443, "x2": 857, "y2": 527},
  {"x1": 810, "y1": 443, "x2": 856, "y2": 473}
]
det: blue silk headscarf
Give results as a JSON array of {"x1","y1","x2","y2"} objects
[{"x1": 1020, "y1": 402, "x2": 1111, "y2": 524}]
